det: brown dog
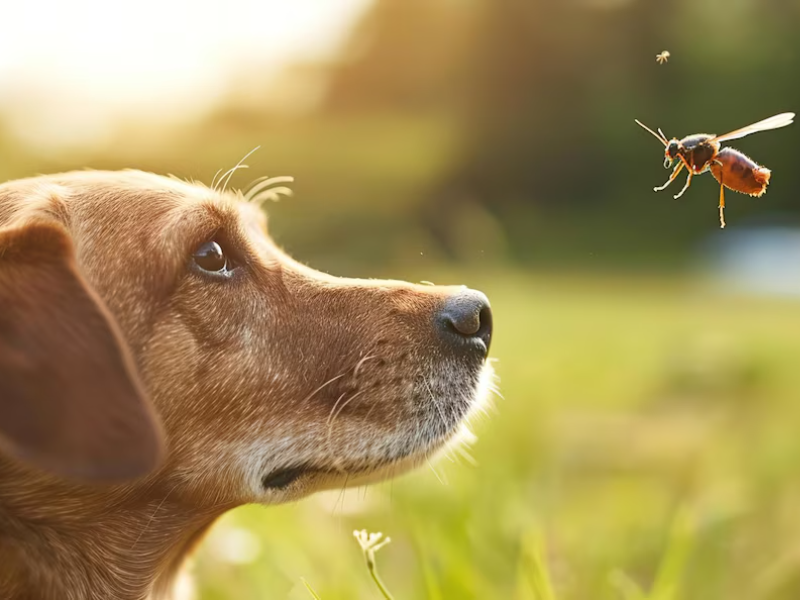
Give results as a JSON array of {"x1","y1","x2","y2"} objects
[{"x1": 0, "y1": 170, "x2": 494, "y2": 600}]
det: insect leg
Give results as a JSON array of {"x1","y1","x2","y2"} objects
[
  {"x1": 714, "y1": 159, "x2": 726, "y2": 229},
  {"x1": 654, "y1": 161, "x2": 684, "y2": 192},
  {"x1": 714, "y1": 159, "x2": 725, "y2": 229},
  {"x1": 673, "y1": 170, "x2": 693, "y2": 199}
]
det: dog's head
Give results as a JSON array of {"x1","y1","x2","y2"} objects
[{"x1": 0, "y1": 170, "x2": 494, "y2": 504}]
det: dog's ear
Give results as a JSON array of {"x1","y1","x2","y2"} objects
[{"x1": 0, "y1": 221, "x2": 164, "y2": 482}]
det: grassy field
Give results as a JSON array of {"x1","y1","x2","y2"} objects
[{"x1": 190, "y1": 270, "x2": 800, "y2": 600}]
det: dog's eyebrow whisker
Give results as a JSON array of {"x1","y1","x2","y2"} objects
[
  {"x1": 244, "y1": 174, "x2": 274, "y2": 192},
  {"x1": 217, "y1": 164, "x2": 249, "y2": 193},
  {"x1": 210, "y1": 168, "x2": 224, "y2": 191},
  {"x1": 250, "y1": 187, "x2": 294, "y2": 207},
  {"x1": 243, "y1": 174, "x2": 272, "y2": 192},
  {"x1": 217, "y1": 146, "x2": 261, "y2": 193},
  {"x1": 244, "y1": 175, "x2": 295, "y2": 203}
]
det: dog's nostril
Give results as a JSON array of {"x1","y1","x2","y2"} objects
[
  {"x1": 445, "y1": 307, "x2": 481, "y2": 336},
  {"x1": 438, "y1": 289, "x2": 492, "y2": 355}
]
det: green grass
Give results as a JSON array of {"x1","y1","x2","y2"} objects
[{"x1": 192, "y1": 270, "x2": 800, "y2": 600}]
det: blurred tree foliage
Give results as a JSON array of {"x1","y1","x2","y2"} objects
[
  {"x1": 3, "y1": 0, "x2": 800, "y2": 271},
  {"x1": 320, "y1": 0, "x2": 800, "y2": 265}
]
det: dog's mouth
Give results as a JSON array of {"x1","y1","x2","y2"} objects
[
  {"x1": 261, "y1": 465, "x2": 316, "y2": 490},
  {"x1": 259, "y1": 360, "x2": 496, "y2": 497},
  {"x1": 260, "y1": 455, "x2": 412, "y2": 492}
]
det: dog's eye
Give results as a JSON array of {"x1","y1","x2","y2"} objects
[{"x1": 193, "y1": 241, "x2": 228, "y2": 273}]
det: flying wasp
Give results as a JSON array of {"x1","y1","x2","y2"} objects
[{"x1": 635, "y1": 112, "x2": 795, "y2": 228}]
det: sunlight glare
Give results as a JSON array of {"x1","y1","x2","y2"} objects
[{"x1": 0, "y1": 0, "x2": 371, "y2": 146}]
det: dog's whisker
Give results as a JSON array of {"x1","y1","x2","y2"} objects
[
  {"x1": 321, "y1": 351, "x2": 384, "y2": 464},
  {"x1": 325, "y1": 392, "x2": 349, "y2": 462},
  {"x1": 426, "y1": 456, "x2": 447, "y2": 486},
  {"x1": 362, "y1": 395, "x2": 381, "y2": 422},
  {"x1": 325, "y1": 390, "x2": 368, "y2": 472},
  {"x1": 353, "y1": 354, "x2": 377, "y2": 378},
  {"x1": 333, "y1": 473, "x2": 350, "y2": 517},
  {"x1": 130, "y1": 481, "x2": 181, "y2": 551},
  {"x1": 455, "y1": 445, "x2": 478, "y2": 467},
  {"x1": 424, "y1": 379, "x2": 449, "y2": 435},
  {"x1": 328, "y1": 390, "x2": 366, "y2": 427},
  {"x1": 439, "y1": 447, "x2": 457, "y2": 463},
  {"x1": 301, "y1": 373, "x2": 346, "y2": 405},
  {"x1": 488, "y1": 381, "x2": 504, "y2": 401}
]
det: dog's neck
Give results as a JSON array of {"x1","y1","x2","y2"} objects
[{"x1": 0, "y1": 460, "x2": 232, "y2": 600}]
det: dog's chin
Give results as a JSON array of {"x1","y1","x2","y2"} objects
[
  {"x1": 330, "y1": 420, "x2": 480, "y2": 489},
  {"x1": 256, "y1": 361, "x2": 495, "y2": 504},
  {"x1": 256, "y1": 424, "x2": 474, "y2": 503}
]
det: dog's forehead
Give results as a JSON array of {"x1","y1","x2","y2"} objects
[
  {"x1": 44, "y1": 170, "x2": 262, "y2": 234},
  {"x1": 66, "y1": 170, "x2": 228, "y2": 210},
  {"x1": 2, "y1": 171, "x2": 267, "y2": 237}
]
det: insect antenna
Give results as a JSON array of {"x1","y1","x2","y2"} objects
[{"x1": 635, "y1": 119, "x2": 668, "y2": 147}]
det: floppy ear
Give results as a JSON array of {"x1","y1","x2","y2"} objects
[{"x1": 0, "y1": 221, "x2": 164, "y2": 482}]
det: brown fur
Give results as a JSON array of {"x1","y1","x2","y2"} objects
[{"x1": 0, "y1": 170, "x2": 494, "y2": 599}]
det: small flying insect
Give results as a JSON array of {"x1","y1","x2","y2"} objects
[
  {"x1": 635, "y1": 112, "x2": 795, "y2": 228},
  {"x1": 656, "y1": 51, "x2": 670, "y2": 64}
]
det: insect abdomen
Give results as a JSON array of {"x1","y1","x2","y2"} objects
[{"x1": 710, "y1": 147, "x2": 771, "y2": 196}]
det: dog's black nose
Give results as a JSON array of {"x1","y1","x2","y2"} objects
[{"x1": 438, "y1": 289, "x2": 492, "y2": 356}]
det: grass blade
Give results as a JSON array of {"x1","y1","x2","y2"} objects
[
  {"x1": 301, "y1": 578, "x2": 323, "y2": 599},
  {"x1": 517, "y1": 530, "x2": 558, "y2": 600},
  {"x1": 647, "y1": 507, "x2": 695, "y2": 600}
]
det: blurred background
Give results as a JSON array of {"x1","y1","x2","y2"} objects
[{"x1": 6, "y1": 0, "x2": 800, "y2": 598}]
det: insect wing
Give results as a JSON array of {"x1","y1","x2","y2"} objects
[{"x1": 711, "y1": 112, "x2": 795, "y2": 143}]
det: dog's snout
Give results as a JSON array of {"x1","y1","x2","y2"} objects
[{"x1": 437, "y1": 289, "x2": 492, "y2": 355}]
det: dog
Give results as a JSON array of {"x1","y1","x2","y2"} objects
[{"x1": 0, "y1": 169, "x2": 494, "y2": 599}]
